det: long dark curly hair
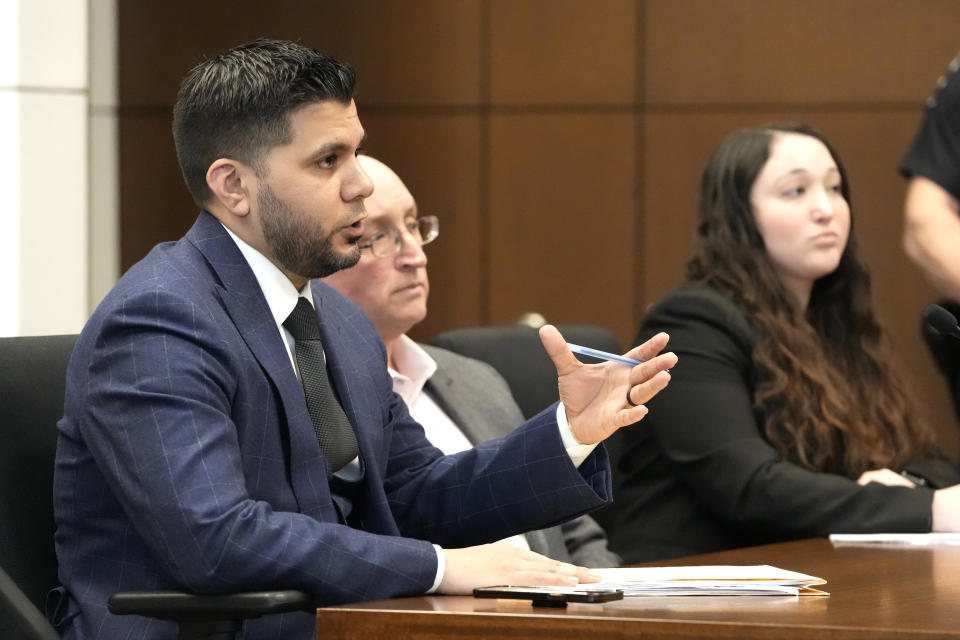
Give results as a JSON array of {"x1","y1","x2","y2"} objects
[{"x1": 686, "y1": 122, "x2": 937, "y2": 476}]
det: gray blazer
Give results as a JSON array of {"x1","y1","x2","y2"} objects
[{"x1": 423, "y1": 344, "x2": 621, "y2": 568}]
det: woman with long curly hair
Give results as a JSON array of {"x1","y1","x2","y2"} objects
[{"x1": 596, "y1": 122, "x2": 960, "y2": 564}]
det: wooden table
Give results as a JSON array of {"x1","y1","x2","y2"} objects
[{"x1": 316, "y1": 537, "x2": 960, "y2": 639}]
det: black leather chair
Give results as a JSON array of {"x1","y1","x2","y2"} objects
[
  {"x1": 923, "y1": 300, "x2": 960, "y2": 421},
  {"x1": 0, "y1": 335, "x2": 310, "y2": 640},
  {"x1": 430, "y1": 324, "x2": 623, "y2": 419}
]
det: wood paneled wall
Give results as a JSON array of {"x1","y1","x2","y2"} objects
[{"x1": 118, "y1": 0, "x2": 960, "y2": 452}]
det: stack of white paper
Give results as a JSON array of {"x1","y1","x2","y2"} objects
[
  {"x1": 549, "y1": 565, "x2": 828, "y2": 596},
  {"x1": 830, "y1": 533, "x2": 960, "y2": 546}
]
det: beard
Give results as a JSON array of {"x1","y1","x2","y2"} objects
[{"x1": 258, "y1": 183, "x2": 362, "y2": 279}]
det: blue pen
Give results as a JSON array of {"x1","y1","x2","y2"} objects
[{"x1": 567, "y1": 343, "x2": 642, "y2": 367}]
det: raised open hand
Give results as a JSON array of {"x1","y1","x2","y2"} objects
[{"x1": 538, "y1": 325, "x2": 677, "y2": 445}]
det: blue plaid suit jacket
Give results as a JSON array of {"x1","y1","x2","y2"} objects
[{"x1": 53, "y1": 212, "x2": 612, "y2": 639}]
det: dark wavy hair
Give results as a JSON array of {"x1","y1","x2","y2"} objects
[
  {"x1": 686, "y1": 122, "x2": 937, "y2": 475},
  {"x1": 173, "y1": 39, "x2": 356, "y2": 205}
]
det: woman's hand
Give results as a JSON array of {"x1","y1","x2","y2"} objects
[{"x1": 856, "y1": 468, "x2": 917, "y2": 488}]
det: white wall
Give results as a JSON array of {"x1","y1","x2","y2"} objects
[
  {"x1": 88, "y1": 0, "x2": 119, "y2": 312},
  {"x1": 0, "y1": 0, "x2": 118, "y2": 336}
]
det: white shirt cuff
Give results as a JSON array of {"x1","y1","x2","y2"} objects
[
  {"x1": 556, "y1": 403, "x2": 598, "y2": 468},
  {"x1": 426, "y1": 544, "x2": 445, "y2": 594}
]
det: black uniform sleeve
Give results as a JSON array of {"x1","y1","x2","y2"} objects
[{"x1": 902, "y1": 53, "x2": 960, "y2": 200}]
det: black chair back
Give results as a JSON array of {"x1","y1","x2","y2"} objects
[
  {"x1": 0, "y1": 334, "x2": 313, "y2": 640},
  {"x1": 0, "y1": 334, "x2": 78, "y2": 639},
  {"x1": 430, "y1": 324, "x2": 622, "y2": 419}
]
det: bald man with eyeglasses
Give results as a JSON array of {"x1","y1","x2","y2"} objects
[{"x1": 323, "y1": 155, "x2": 621, "y2": 567}]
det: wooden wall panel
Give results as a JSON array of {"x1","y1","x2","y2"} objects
[
  {"x1": 119, "y1": 3, "x2": 324, "y2": 109},
  {"x1": 116, "y1": 0, "x2": 960, "y2": 453},
  {"x1": 489, "y1": 113, "x2": 636, "y2": 343},
  {"x1": 314, "y1": 0, "x2": 484, "y2": 107},
  {"x1": 490, "y1": 0, "x2": 636, "y2": 105},
  {"x1": 645, "y1": 0, "x2": 960, "y2": 105},
  {"x1": 118, "y1": 114, "x2": 196, "y2": 267},
  {"x1": 119, "y1": 1, "x2": 482, "y2": 109},
  {"x1": 358, "y1": 114, "x2": 483, "y2": 342}
]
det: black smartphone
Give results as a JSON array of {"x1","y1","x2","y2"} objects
[{"x1": 473, "y1": 586, "x2": 624, "y2": 607}]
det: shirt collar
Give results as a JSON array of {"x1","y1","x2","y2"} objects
[
  {"x1": 388, "y1": 334, "x2": 438, "y2": 406},
  {"x1": 221, "y1": 222, "x2": 312, "y2": 323}
]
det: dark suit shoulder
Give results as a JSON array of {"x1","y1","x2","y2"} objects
[
  {"x1": 419, "y1": 343, "x2": 525, "y2": 442},
  {"x1": 638, "y1": 285, "x2": 755, "y2": 364},
  {"x1": 642, "y1": 285, "x2": 752, "y2": 336},
  {"x1": 422, "y1": 344, "x2": 507, "y2": 387}
]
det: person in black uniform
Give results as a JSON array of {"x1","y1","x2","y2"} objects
[
  {"x1": 595, "y1": 122, "x2": 960, "y2": 564},
  {"x1": 901, "y1": 53, "x2": 960, "y2": 422},
  {"x1": 902, "y1": 53, "x2": 960, "y2": 300}
]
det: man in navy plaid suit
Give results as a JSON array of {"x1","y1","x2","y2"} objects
[{"x1": 52, "y1": 39, "x2": 676, "y2": 639}]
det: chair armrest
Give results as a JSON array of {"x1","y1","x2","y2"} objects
[{"x1": 108, "y1": 589, "x2": 312, "y2": 618}]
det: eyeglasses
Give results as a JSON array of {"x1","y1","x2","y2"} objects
[{"x1": 358, "y1": 215, "x2": 439, "y2": 259}]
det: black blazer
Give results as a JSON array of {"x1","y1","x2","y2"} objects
[{"x1": 594, "y1": 285, "x2": 959, "y2": 564}]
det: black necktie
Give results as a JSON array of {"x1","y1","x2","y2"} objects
[{"x1": 283, "y1": 297, "x2": 359, "y2": 472}]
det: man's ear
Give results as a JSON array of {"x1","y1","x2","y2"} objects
[{"x1": 206, "y1": 158, "x2": 254, "y2": 217}]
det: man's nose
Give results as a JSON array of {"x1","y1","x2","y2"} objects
[
  {"x1": 396, "y1": 229, "x2": 428, "y2": 267},
  {"x1": 343, "y1": 158, "x2": 375, "y2": 202}
]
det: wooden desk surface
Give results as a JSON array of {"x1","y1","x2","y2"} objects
[{"x1": 316, "y1": 537, "x2": 960, "y2": 639}]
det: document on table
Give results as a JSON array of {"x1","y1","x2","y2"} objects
[
  {"x1": 547, "y1": 565, "x2": 828, "y2": 596},
  {"x1": 830, "y1": 533, "x2": 960, "y2": 546}
]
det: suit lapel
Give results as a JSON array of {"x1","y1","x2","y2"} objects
[
  {"x1": 422, "y1": 351, "x2": 501, "y2": 445},
  {"x1": 187, "y1": 213, "x2": 333, "y2": 520},
  {"x1": 423, "y1": 368, "x2": 480, "y2": 441}
]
